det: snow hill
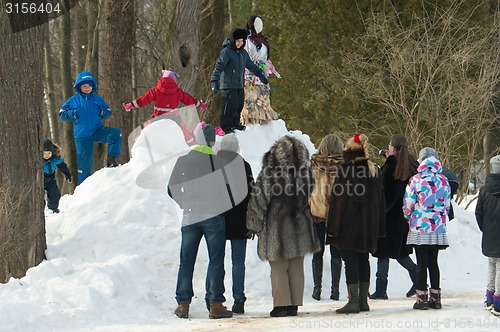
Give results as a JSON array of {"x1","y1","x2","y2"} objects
[{"x1": 0, "y1": 119, "x2": 496, "y2": 332}]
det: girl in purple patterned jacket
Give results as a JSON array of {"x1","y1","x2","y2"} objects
[{"x1": 403, "y1": 156, "x2": 451, "y2": 310}]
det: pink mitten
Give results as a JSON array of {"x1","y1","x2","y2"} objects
[
  {"x1": 199, "y1": 101, "x2": 207, "y2": 111},
  {"x1": 215, "y1": 126, "x2": 225, "y2": 136},
  {"x1": 123, "y1": 103, "x2": 134, "y2": 112}
]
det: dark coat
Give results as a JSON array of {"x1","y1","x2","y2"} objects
[
  {"x1": 372, "y1": 155, "x2": 412, "y2": 258},
  {"x1": 246, "y1": 136, "x2": 320, "y2": 262},
  {"x1": 211, "y1": 30, "x2": 267, "y2": 90},
  {"x1": 326, "y1": 149, "x2": 386, "y2": 253},
  {"x1": 476, "y1": 173, "x2": 500, "y2": 258},
  {"x1": 442, "y1": 166, "x2": 459, "y2": 220},
  {"x1": 217, "y1": 150, "x2": 254, "y2": 240},
  {"x1": 168, "y1": 150, "x2": 232, "y2": 217}
]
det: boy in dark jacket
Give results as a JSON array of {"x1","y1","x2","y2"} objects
[
  {"x1": 217, "y1": 133, "x2": 254, "y2": 314},
  {"x1": 211, "y1": 28, "x2": 268, "y2": 134},
  {"x1": 59, "y1": 71, "x2": 122, "y2": 185},
  {"x1": 43, "y1": 139, "x2": 72, "y2": 213},
  {"x1": 475, "y1": 155, "x2": 500, "y2": 316}
]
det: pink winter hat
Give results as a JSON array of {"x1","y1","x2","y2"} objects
[{"x1": 162, "y1": 70, "x2": 178, "y2": 80}]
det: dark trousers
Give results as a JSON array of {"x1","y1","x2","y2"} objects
[
  {"x1": 44, "y1": 179, "x2": 61, "y2": 211},
  {"x1": 313, "y1": 222, "x2": 342, "y2": 260},
  {"x1": 414, "y1": 246, "x2": 440, "y2": 290},
  {"x1": 340, "y1": 249, "x2": 370, "y2": 284},
  {"x1": 220, "y1": 88, "x2": 245, "y2": 132}
]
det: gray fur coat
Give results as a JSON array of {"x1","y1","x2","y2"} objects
[{"x1": 246, "y1": 136, "x2": 320, "y2": 262}]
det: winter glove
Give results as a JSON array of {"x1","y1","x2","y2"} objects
[
  {"x1": 65, "y1": 172, "x2": 72, "y2": 183},
  {"x1": 215, "y1": 126, "x2": 225, "y2": 136},
  {"x1": 260, "y1": 75, "x2": 269, "y2": 85},
  {"x1": 211, "y1": 81, "x2": 219, "y2": 94},
  {"x1": 246, "y1": 230, "x2": 257, "y2": 240},
  {"x1": 123, "y1": 102, "x2": 134, "y2": 112},
  {"x1": 198, "y1": 101, "x2": 207, "y2": 111}
]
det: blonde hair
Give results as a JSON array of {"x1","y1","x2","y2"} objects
[{"x1": 317, "y1": 134, "x2": 343, "y2": 156}]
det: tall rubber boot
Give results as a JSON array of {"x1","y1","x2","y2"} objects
[
  {"x1": 330, "y1": 258, "x2": 341, "y2": 300},
  {"x1": 312, "y1": 258, "x2": 323, "y2": 301},
  {"x1": 359, "y1": 282, "x2": 370, "y2": 312},
  {"x1": 336, "y1": 284, "x2": 360, "y2": 314}
]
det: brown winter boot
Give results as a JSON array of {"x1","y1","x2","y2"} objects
[
  {"x1": 174, "y1": 302, "x2": 189, "y2": 318},
  {"x1": 413, "y1": 290, "x2": 429, "y2": 310},
  {"x1": 209, "y1": 302, "x2": 233, "y2": 319},
  {"x1": 428, "y1": 288, "x2": 442, "y2": 309}
]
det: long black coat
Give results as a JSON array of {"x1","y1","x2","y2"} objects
[
  {"x1": 476, "y1": 173, "x2": 500, "y2": 258},
  {"x1": 326, "y1": 149, "x2": 386, "y2": 253},
  {"x1": 372, "y1": 155, "x2": 412, "y2": 259},
  {"x1": 217, "y1": 150, "x2": 254, "y2": 240}
]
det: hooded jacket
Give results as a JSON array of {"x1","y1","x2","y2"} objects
[
  {"x1": 59, "y1": 71, "x2": 112, "y2": 138},
  {"x1": 476, "y1": 173, "x2": 500, "y2": 257},
  {"x1": 246, "y1": 136, "x2": 320, "y2": 262},
  {"x1": 211, "y1": 29, "x2": 268, "y2": 89},
  {"x1": 325, "y1": 149, "x2": 386, "y2": 253},
  {"x1": 131, "y1": 77, "x2": 199, "y2": 115},
  {"x1": 403, "y1": 157, "x2": 451, "y2": 244},
  {"x1": 308, "y1": 153, "x2": 343, "y2": 221},
  {"x1": 43, "y1": 142, "x2": 71, "y2": 186}
]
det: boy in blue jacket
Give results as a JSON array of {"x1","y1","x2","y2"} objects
[
  {"x1": 59, "y1": 71, "x2": 122, "y2": 185},
  {"x1": 43, "y1": 139, "x2": 72, "y2": 213}
]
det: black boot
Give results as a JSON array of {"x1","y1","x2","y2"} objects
[
  {"x1": 428, "y1": 289, "x2": 442, "y2": 309},
  {"x1": 336, "y1": 284, "x2": 360, "y2": 314},
  {"x1": 369, "y1": 277, "x2": 388, "y2": 300},
  {"x1": 413, "y1": 290, "x2": 429, "y2": 310},
  {"x1": 359, "y1": 282, "x2": 370, "y2": 312},
  {"x1": 232, "y1": 298, "x2": 246, "y2": 314},
  {"x1": 270, "y1": 306, "x2": 289, "y2": 317},
  {"x1": 312, "y1": 259, "x2": 323, "y2": 301},
  {"x1": 330, "y1": 258, "x2": 341, "y2": 300},
  {"x1": 107, "y1": 156, "x2": 119, "y2": 167}
]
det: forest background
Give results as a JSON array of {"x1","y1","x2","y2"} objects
[{"x1": 0, "y1": 0, "x2": 498, "y2": 283}]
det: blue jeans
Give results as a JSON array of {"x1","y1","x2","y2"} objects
[
  {"x1": 75, "y1": 126, "x2": 122, "y2": 184},
  {"x1": 175, "y1": 215, "x2": 226, "y2": 304},
  {"x1": 229, "y1": 239, "x2": 247, "y2": 301},
  {"x1": 375, "y1": 256, "x2": 417, "y2": 294}
]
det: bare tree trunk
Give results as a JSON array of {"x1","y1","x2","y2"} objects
[
  {"x1": 85, "y1": 0, "x2": 100, "y2": 76},
  {"x1": 484, "y1": 131, "x2": 491, "y2": 176},
  {"x1": 44, "y1": 24, "x2": 60, "y2": 142},
  {"x1": 228, "y1": 0, "x2": 233, "y2": 25},
  {"x1": 60, "y1": 0, "x2": 77, "y2": 193},
  {"x1": 167, "y1": 0, "x2": 225, "y2": 124},
  {"x1": 252, "y1": 0, "x2": 258, "y2": 13},
  {"x1": 0, "y1": 13, "x2": 47, "y2": 283},
  {"x1": 74, "y1": 3, "x2": 88, "y2": 72},
  {"x1": 103, "y1": 0, "x2": 135, "y2": 162}
]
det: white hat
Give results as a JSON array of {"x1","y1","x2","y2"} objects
[
  {"x1": 254, "y1": 17, "x2": 263, "y2": 34},
  {"x1": 490, "y1": 155, "x2": 500, "y2": 174},
  {"x1": 220, "y1": 133, "x2": 239, "y2": 153}
]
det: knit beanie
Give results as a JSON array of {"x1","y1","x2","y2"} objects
[
  {"x1": 232, "y1": 28, "x2": 247, "y2": 41},
  {"x1": 418, "y1": 147, "x2": 439, "y2": 162},
  {"x1": 162, "y1": 70, "x2": 178, "y2": 80},
  {"x1": 220, "y1": 133, "x2": 239, "y2": 153},
  {"x1": 43, "y1": 139, "x2": 54, "y2": 152},
  {"x1": 490, "y1": 155, "x2": 500, "y2": 174}
]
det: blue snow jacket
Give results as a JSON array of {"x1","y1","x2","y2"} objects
[
  {"x1": 59, "y1": 71, "x2": 112, "y2": 138},
  {"x1": 211, "y1": 32, "x2": 268, "y2": 90},
  {"x1": 44, "y1": 155, "x2": 70, "y2": 186}
]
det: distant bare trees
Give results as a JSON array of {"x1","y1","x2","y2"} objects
[{"x1": 337, "y1": 2, "x2": 500, "y2": 196}]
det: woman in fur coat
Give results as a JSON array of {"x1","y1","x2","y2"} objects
[
  {"x1": 326, "y1": 133, "x2": 386, "y2": 314},
  {"x1": 308, "y1": 134, "x2": 344, "y2": 301},
  {"x1": 246, "y1": 136, "x2": 320, "y2": 317}
]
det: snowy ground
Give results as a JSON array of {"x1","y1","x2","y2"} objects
[{"x1": 0, "y1": 120, "x2": 497, "y2": 332}]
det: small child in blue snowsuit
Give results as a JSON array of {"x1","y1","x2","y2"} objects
[
  {"x1": 59, "y1": 71, "x2": 122, "y2": 185},
  {"x1": 43, "y1": 139, "x2": 72, "y2": 213}
]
